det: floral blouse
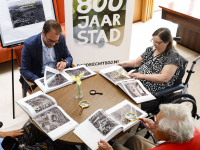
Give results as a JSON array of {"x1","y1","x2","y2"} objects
[{"x1": 138, "y1": 47, "x2": 184, "y2": 94}]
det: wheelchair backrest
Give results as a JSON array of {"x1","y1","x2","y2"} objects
[{"x1": 173, "y1": 55, "x2": 188, "y2": 85}]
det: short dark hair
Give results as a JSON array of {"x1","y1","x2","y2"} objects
[
  {"x1": 152, "y1": 28, "x2": 175, "y2": 55},
  {"x1": 43, "y1": 20, "x2": 62, "y2": 35}
]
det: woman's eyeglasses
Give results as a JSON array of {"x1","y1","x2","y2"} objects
[
  {"x1": 150, "y1": 39, "x2": 163, "y2": 46},
  {"x1": 45, "y1": 34, "x2": 61, "y2": 44}
]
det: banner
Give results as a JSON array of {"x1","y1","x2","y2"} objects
[{"x1": 65, "y1": 0, "x2": 135, "y2": 71}]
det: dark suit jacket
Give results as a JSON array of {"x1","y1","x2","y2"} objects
[{"x1": 20, "y1": 33, "x2": 73, "y2": 93}]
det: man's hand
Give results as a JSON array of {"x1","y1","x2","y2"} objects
[
  {"x1": 0, "y1": 129, "x2": 24, "y2": 138},
  {"x1": 57, "y1": 61, "x2": 67, "y2": 72},
  {"x1": 140, "y1": 118, "x2": 156, "y2": 133},
  {"x1": 98, "y1": 139, "x2": 113, "y2": 150}
]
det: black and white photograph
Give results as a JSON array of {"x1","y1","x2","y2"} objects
[
  {"x1": 47, "y1": 74, "x2": 68, "y2": 88},
  {"x1": 65, "y1": 67, "x2": 91, "y2": 77},
  {"x1": 105, "y1": 68, "x2": 130, "y2": 82},
  {"x1": 89, "y1": 110, "x2": 118, "y2": 136},
  {"x1": 39, "y1": 78, "x2": 45, "y2": 86},
  {"x1": 34, "y1": 107, "x2": 70, "y2": 133},
  {"x1": 123, "y1": 81, "x2": 147, "y2": 98},
  {"x1": 7, "y1": 0, "x2": 46, "y2": 28},
  {"x1": 46, "y1": 71, "x2": 55, "y2": 80},
  {"x1": 25, "y1": 95, "x2": 55, "y2": 113},
  {"x1": 109, "y1": 104, "x2": 143, "y2": 125}
]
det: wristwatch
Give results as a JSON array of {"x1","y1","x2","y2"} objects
[{"x1": 62, "y1": 60, "x2": 68, "y2": 67}]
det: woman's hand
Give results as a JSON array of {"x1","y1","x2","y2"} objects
[
  {"x1": 98, "y1": 139, "x2": 113, "y2": 150},
  {"x1": 0, "y1": 129, "x2": 24, "y2": 138},
  {"x1": 140, "y1": 118, "x2": 156, "y2": 133},
  {"x1": 117, "y1": 62, "x2": 123, "y2": 67},
  {"x1": 129, "y1": 73, "x2": 143, "y2": 80}
]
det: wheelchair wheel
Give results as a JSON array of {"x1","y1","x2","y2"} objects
[{"x1": 167, "y1": 93, "x2": 197, "y2": 118}]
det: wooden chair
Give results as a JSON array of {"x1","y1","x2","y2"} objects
[{"x1": 14, "y1": 46, "x2": 36, "y2": 97}]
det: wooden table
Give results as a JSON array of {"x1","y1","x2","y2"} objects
[
  {"x1": 159, "y1": 0, "x2": 200, "y2": 53},
  {"x1": 33, "y1": 72, "x2": 138, "y2": 145}
]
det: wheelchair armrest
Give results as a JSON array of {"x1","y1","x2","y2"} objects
[{"x1": 154, "y1": 84, "x2": 185, "y2": 98}]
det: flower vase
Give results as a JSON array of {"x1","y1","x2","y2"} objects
[{"x1": 75, "y1": 83, "x2": 83, "y2": 99}]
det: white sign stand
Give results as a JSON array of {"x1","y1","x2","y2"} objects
[{"x1": 65, "y1": 0, "x2": 135, "y2": 71}]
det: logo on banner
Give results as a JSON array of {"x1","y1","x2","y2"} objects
[{"x1": 73, "y1": 0, "x2": 127, "y2": 48}]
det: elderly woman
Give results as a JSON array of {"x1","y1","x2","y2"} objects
[
  {"x1": 98, "y1": 104, "x2": 200, "y2": 150},
  {"x1": 118, "y1": 28, "x2": 184, "y2": 110}
]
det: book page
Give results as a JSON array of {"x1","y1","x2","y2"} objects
[
  {"x1": 119, "y1": 79, "x2": 156, "y2": 103},
  {"x1": 33, "y1": 106, "x2": 78, "y2": 141},
  {"x1": 64, "y1": 65, "x2": 96, "y2": 79},
  {"x1": 16, "y1": 91, "x2": 57, "y2": 118},
  {"x1": 44, "y1": 66, "x2": 72, "y2": 88},
  {"x1": 73, "y1": 109, "x2": 122, "y2": 150},
  {"x1": 105, "y1": 100, "x2": 148, "y2": 131},
  {"x1": 34, "y1": 66, "x2": 73, "y2": 93},
  {"x1": 99, "y1": 66, "x2": 131, "y2": 85}
]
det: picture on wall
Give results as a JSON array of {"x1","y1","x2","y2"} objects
[
  {"x1": 7, "y1": 0, "x2": 46, "y2": 28},
  {"x1": 0, "y1": 0, "x2": 55, "y2": 47}
]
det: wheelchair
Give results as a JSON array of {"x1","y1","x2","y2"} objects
[{"x1": 124, "y1": 38, "x2": 200, "y2": 143}]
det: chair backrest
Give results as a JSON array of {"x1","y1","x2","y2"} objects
[
  {"x1": 173, "y1": 55, "x2": 188, "y2": 85},
  {"x1": 13, "y1": 45, "x2": 23, "y2": 67}
]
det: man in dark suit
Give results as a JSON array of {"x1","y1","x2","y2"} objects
[{"x1": 20, "y1": 20, "x2": 72, "y2": 93}]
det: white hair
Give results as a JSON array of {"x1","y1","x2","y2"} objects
[{"x1": 158, "y1": 104, "x2": 194, "y2": 143}]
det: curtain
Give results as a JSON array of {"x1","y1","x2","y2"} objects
[{"x1": 142, "y1": 0, "x2": 154, "y2": 22}]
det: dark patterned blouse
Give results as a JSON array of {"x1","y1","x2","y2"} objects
[{"x1": 138, "y1": 47, "x2": 184, "y2": 94}]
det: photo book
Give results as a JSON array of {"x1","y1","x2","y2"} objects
[
  {"x1": 35, "y1": 65, "x2": 96, "y2": 93},
  {"x1": 17, "y1": 91, "x2": 78, "y2": 141},
  {"x1": 73, "y1": 100, "x2": 148, "y2": 150},
  {"x1": 99, "y1": 65, "x2": 132, "y2": 85},
  {"x1": 99, "y1": 66, "x2": 155, "y2": 103}
]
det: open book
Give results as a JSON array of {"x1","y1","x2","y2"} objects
[
  {"x1": 99, "y1": 65, "x2": 133, "y2": 85},
  {"x1": 73, "y1": 100, "x2": 148, "y2": 150},
  {"x1": 99, "y1": 66, "x2": 155, "y2": 103},
  {"x1": 35, "y1": 65, "x2": 96, "y2": 93},
  {"x1": 17, "y1": 91, "x2": 78, "y2": 141}
]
